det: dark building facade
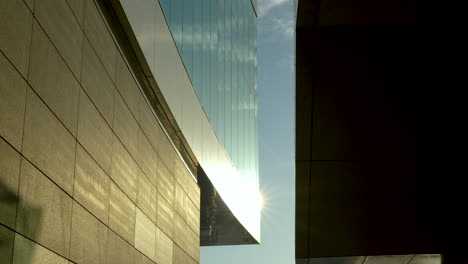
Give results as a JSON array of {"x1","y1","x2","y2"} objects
[{"x1": 296, "y1": 0, "x2": 459, "y2": 263}]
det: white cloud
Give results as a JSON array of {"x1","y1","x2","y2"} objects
[
  {"x1": 271, "y1": 17, "x2": 294, "y2": 38},
  {"x1": 258, "y1": 0, "x2": 289, "y2": 16}
]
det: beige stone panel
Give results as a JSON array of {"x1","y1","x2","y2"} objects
[
  {"x1": 74, "y1": 144, "x2": 110, "y2": 224},
  {"x1": 174, "y1": 182, "x2": 187, "y2": 222},
  {"x1": 155, "y1": 226, "x2": 173, "y2": 264},
  {"x1": 158, "y1": 136, "x2": 176, "y2": 174},
  {"x1": 109, "y1": 183, "x2": 136, "y2": 245},
  {"x1": 135, "y1": 208, "x2": 156, "y2": 261},
  {"x1": 0, "y1": 53, "x2": 28, "y2": 150},
  {"x1": 22, "y1": 89, "x2": 76, "y2": 195},
  {"x1": 115, "y1": 54, "x2": 140, "y2": 118},
  {"x1": 156, "y1": 191, "x2": 174, "y2": 239},
  {"x1": 70, "y1": 202, "x2": 108, "y2": 264},
  {"x1": 13, "y1": 233, "x2": 68, "y2": 264},
  {"x1": 83, "y1": 0, "x2": 116, "y2": 81},
  {"x1": 138, "y1": 252, "x2": 156, "y2": 264},
  {"x1": 0, "y1": 0, "x2": 32, "y2": 77},
  {"x1": 173, "y1": 244, "x2": 197, "y2": 264},
  {"x1": 34, "y1": 0, "x2": 83, "y2": 77},
  {"x1": 0, "y1": 138, "x2": 21, "y2": 229},
  {"x1": 16, "y1": 159, "x2": 72, "y2": 257},
  {"x1": 77, "y1": 90, "x2": 113, "y2": 174},
  {"x1": 24, "y1": 0, "x2": 34, "y2": 12},
  {"x1": 136, "y1": 172, "x2": 157, "y2": 223},
  {"x1": 0, "y1": 224, "x2": 14, "y2": 264},
  {"x1": 136, "y1": 128, "x2": 158, "y2": 187},
  {"x1": 107, "y1": 230, "x2": 136, "y2": 264},
  {"x1": 67, "y1": 0, "x2": 84, "y2": 26},
  {"x1": 111, "y1": 135, "x2": 138, "y2": 202},
  {"x1": 157, "y1": 159, "x2": 174, "y2": 206},
  {"x1": 186, "y1": 199, "x2": 200, "y2": 236},
  {"x1": 28, "y1": 21, "x2": 80, "y2": 136},
  {"x1": 80, "y1": 39, "x2": 115, "y2": 126},
  {"x1": 139, "y1": 98, "x2": 164, "y2": 154},
  {"x1": 114, "y1": 91, "x2": 138, "y2": 158}
]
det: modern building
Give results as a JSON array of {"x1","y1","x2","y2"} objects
[
  {"x1": 0, "y1": 0, "x2": 259, "y2": 263},
  {"x1": 295, "y1": 0, "x2": 461, "y2": 263}
]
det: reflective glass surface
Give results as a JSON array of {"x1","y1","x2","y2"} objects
[{"x1": 161, "y1": 0, "x2": 258, "y2": 187}]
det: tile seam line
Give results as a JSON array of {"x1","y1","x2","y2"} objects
[{"x1": 0, "y1": 133, "x2": 187, "y2": 248}]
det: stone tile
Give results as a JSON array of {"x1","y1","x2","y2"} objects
[
  {"x1": 28, "y1": 20, "x2": 80, "y2": 136},
  {"x1": 157, "y1": 159, "x2": 174, "y2": 206},
  {"x1": 158, "y1": 136, "x2": 176, "y2": 174},
  {"x1": 135, "y1": 208, "x2": 156, "y2": 261},
  {"x1": 138, "y1": 251, "x2": 156, "y2": 264},
  {"x1": 107, "y1": 230, "x2": 136, "y2": 264},
  {"x1": 156, "y1": 191, "x2": 173, "y2": 239},
  {"x1": 74, "y1": 144, "x2": 111, "y2": 224},
  {"x1": 109, "y1": 183, "x2": 135, "y2": 245},
  {"x1": 111, "y1": 135, "x2": 138, "y2": 202},
  {"x1": 13, "y1": 233, "x2": 68, "y2": 264},
  {"x1": 22, "y1": 89, "x2": 76, "y2": 195},
  {"x1": 173, "y1": 214, "x2": 199, "y2": 262},
  {"x1": 410, "y1": 255, "x2": 441, "y2": 264},
  {"x1": 136, "y1": 128, "x2": 158, "y2": 187},
  {"x1": 172, "y1": 213, "x2": 186, "y2": 253},
  {"x1": 186, "y1": 229, "x2": 199, "y2": 263},
  {"x1": 173, "y1": 244, "x2": 197, "y2": 264},
  {"x1": 16, "y1": 159, "x2": 73, "y2": 257},
  {"x1": 115, "y1": 54, "x2": 140, "y2": 118},
  {"x1": 0, "y1": 138, "x2": 21, "y2": 229},
  {"x1": 187, "y1": 179, "x2": 200, "y2": 210},
  {"x1": 34, "y1": 0, "x2": 83, "y2": 77},
  {"x1": 139, "y1": 98, "x2": 164, "y2": 154},
  {"x1": 67, "y1": 0, "x2": 84, "y2": 27},
  {"x1": 0, "y1": 0, "x2": 32, "y2": 77},
  {"x1": 136, "y1": 172, "x2": 157, "y2": 224},
  {"x1": 174, "y1": 159, "x2": 188, "y2": 192},
  {"x1": 155, "y1": 226, "x2": 173, "y2": 264},
  {"x1": 0, "y1": 53, "x2": 28, "y2": 150},
  {"x1": 83, "y1": 0, "x2": 116, "y2": 81},
  {"x1": 365, "y1": 255, "x2": 414, "y2": 264},
  {"x1": 0, "y1": 225, "x2": 14, "y2": 264},
  {"x1": 77, "y1": 90, "x2": 113, "y2": 174},
  {"x1": 24, "y1": 0, "x2": 34, "y2": 11},
  {"x1": 70, "y1": 201, "x2": 108, "y2": 264},
  {"x1": 81, "y1": 39, "x2": 115, "y2": 126},
  {"x1": 186, "y1": 199, "x2": 199, "y2": 236},
  {"x1": 174, "y1": 182, "x2": 187, "y2": 222},
  {"x1": 114, "y1": 91, "x2": 139, "y2": 157}
]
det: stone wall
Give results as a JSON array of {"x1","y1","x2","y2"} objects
[{"x1": 0, "y1": 0, "x2": 200, "y2": 263}]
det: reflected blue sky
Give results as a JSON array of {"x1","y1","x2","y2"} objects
[{"x1": 201, "y1": 0, "x2": 295, "y2": 263}]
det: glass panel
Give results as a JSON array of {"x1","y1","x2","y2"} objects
[
  {"x1": 232, "y1": 48, "x2": 238, "y2": 166},
  {"x1": 170, "y1": 0, "x2": 183, "y2": 50},
  {"x1": 202, "y1": 0, "x2": 211, "y2": 113},
  {"x1": 224, "y1": 0, "x2": 231, "y2": 33},
  {"x1": 160, "y1": 0, "x2": 171, "y2": 19},
  {"x1": 210, "y1": 0, "x2": 218, "y2": 130},
  {"x1": 217, "y1": 0, "x2": 225, "y2": 143},
  {"x1": 224, "y1": 29, "x2": 232, "y2": 155},
  {"x1": 162, "y1": 0, "x2": 258, "y2": 180},
  {"x1": 193, "y1": 0, "x2": 203, "y2": 97},
  {"x1": 182, "y1": 0, "x2": 193, "y2": 77}
]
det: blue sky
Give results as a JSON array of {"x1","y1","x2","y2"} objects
[{"x1": 201, "y1": 0, "x2": 296, "y2": 263}]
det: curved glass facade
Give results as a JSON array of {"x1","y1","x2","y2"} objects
[{"x1": 161, "y1": 0, "x2": 258, "y2": 188}]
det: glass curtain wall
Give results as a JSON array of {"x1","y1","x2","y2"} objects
[{"x1": 160, "y1": 0, "x2": 258, "y2": 184}]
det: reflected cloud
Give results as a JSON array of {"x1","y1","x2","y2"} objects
[{"x1": 258, "y1": 0, "x2": 289, "y2": 16}]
